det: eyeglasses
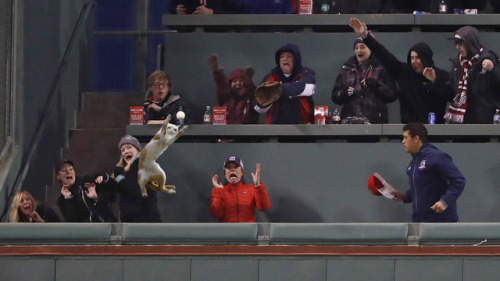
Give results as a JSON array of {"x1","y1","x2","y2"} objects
[{"x1": 152, "y1": 83, "x2": 168, "y2": 88}]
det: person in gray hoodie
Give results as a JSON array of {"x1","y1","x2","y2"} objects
[{"x1": 445, "y1": 26, "x2": 500, "y2": 124}]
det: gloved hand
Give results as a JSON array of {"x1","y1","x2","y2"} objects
[
  {"x1": 363, "y1": 77, "x2": 379, "y2": 89},
  {"x1": 114, "y1": 166, "x2": 125, "y2": 177}
]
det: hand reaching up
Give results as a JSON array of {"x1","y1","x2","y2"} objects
[
  {"x1": 212, "y1": 174, "x2": 223, "y2": 188},
  {"x1": 208, "y1": 54, "x2": 222, "y2": 71},
  {"x1": 251, "y1": 163, "x2": 261, "y2": 186},
  {"x1": 349, "y1": 18, "x2": 368, "y2": 37}
]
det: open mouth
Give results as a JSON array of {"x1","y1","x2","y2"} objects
[
  {"x1": 229, "y1": 173, "x2": 237, "y2": 179},
  {"x1": 125, "y1": 154, "x2": 133, "y2": 161},
  {"x1": 22, "y1": 205, "x2": 31, "y2": 213}
]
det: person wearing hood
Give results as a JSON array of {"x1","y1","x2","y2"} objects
[
  {"x1": 445, "y1": 26, "x2": 500, "y2": 124},
  {"x1": 331, "y1": 35, "x2": 397, "y2": 124},
  {"x1": 255, "y1": 43, "x2": 316, "y2": 124},
  {"x1": 209, "y1": 156, "x2": 271, "y2": 222},
  {"x1": 208, "y1": 54, "x2": 258, "y2": 124},
  {"x1": 392, "y1": 123, "x2": 465, "y2": 222},
  {"x1": 349, "y1": 18, "x2": 454, "y2": 124},
  {"x1": 143, "y1": 70, "x2": 191, "y2": 125}
]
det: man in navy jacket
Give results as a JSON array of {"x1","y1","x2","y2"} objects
[{"x1": 392, "y1": 123, "x2": 466, "y2": 222}]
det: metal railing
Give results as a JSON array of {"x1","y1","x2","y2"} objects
[{"x1": 0, "y1": 1, "x2": 96, "y2": 220}]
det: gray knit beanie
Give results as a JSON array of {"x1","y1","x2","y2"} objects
[{"x1": 118, "y1": 135, "x2": 142, "y2": 151}]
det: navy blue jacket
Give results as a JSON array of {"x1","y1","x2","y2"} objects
[
  {"x1": 405, "y1": 143, "x2": 465, "y2": 222},
  {"x1": 258, "y1": 44, "x2": 316, "y2": 124}
]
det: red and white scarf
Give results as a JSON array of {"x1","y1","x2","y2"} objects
[{"x1": 444, "y1": 47, "x2": 483, "y2": 123}]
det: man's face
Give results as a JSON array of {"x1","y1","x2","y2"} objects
[
  {"x1": 149, "y1": 79, "x2": 169, "y2": 102},
  {"x1": 57, "y1": 163, "x2": 76, "y2": 186},
  {"x1": 19, "y1": 193, "x2": 34, "y2": 216},
  {"x1": 224, "y1": 162, "x2": 243, "y2": 184},
  {"x1": 410, "y1": 51, "x2": 424, "y2": 74},
  {"x1": 456, "y1": 40, "x2": 467, "y2": 58},
  {"x1": 354, "y1": 43, "x2": 371, "y2": 64},
  {"x1": 402, "y1": 130, "x2": 420, "y2": 154},
  {"x1": 120, "y1": 144, "x2": 139, "y2": 165},
  {"x1": 279, "y1": 52, "x2": 294, "y2": 75},
  {"x1": 230, "y1": 77, "x2": 244, "y2": 96}
]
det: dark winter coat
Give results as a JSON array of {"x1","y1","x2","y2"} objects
[
  {"x1": 258, "y1": 44, "x2": 316, "y2": 124},
  {"x1": 361, "y1": 35, "x2": 454, "y2": 124},
  {"x1": 331, "y1": 55, "x2": 397, "y2": 123},
  {"x1": 143, "y1": 91, "x2": 191, "y2": 125},
  {"x1": 449, "y1": 26, "x2": 500, "y2": 124},
  {"x1": 57, "y1": 177, "x2": 117, "y2": 222},
  {"x1": 109, "y1": 154, "x2": 162, "y2": 222}
]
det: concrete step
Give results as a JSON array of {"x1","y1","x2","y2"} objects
[
  {"x1": 63, "y1": 129, "x2": 126, "y2": 176},
  {"x1": 81, "y1": 92, "x2": 145, "y2": 112},
  {"x1": 76, "y1": 92, "x2": 145, "y2": 129}
]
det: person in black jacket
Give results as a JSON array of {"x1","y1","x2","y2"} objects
[
  {"x1": 331, "y1": 35, "x2": 397, "y2": 124},
  {"x1": 445, "y1": 26, "x2": 500, "y2": 124},
  {"x1": 349, "y1": 17, "x2": 454, "y2": 124},
  {"x1": 9, "y1": 190, "x2": 60, "y2": 222},
  {"x1": 143, "y1": 70, "x2": 191, "y2": 125},
  {"x1": 105, "y1": 135, "x2": 162, "y2": 222},
  {"x1": 55, "y1": 159, "x2": 117, "y2": 222}
]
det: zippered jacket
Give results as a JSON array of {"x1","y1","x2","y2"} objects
[
  {"x1": 209, "y1": 181, "x2": 270, "y2": 222},
  {"x1": 405, "y1": 143, "x2": 466, "y2": 222}
]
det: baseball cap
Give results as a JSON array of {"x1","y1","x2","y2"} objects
[
  {"x1": 55, "y1": 159, "x2": 74, "y2": 173},
  {"x1": 118, "y1": 135, "x2": 142, "y2": 151},
  {"x1": 367, "y1": 173, "x2": 395, "y2": 199},
  {"x1": 223, "y1": 156, "x2": 244, "y2": 170},
  {"x1": 449, "y1": 33, "x2": 464, "y2": 44}
]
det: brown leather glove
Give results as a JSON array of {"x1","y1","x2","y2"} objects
[{"x1": 255, "y1": 81, "x2": 283, "y2": 107}]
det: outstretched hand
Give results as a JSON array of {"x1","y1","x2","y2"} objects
[
  {"x1": 349, "y1": 18, "x2": 368, "y2": 36},
  {"x1": 251, "y1": 163, "x2": 261, "y2": 186},
  {"x1": 391, "y1": 190, "x2": 406, "y2": 201},
  {"x1": 84, "y1": 183, "x2": 98, "y2": 200},
  {"x1": 208, "y1": 54, "x2": 222, "y2": 71},
  {"x1": 243, "y1": 66, "x2": 254, "y2": 80},
  {"x1": 212, "y1": 174, "x2": 223, "y2": 188},
  {"x1": 61, "y1": 185, "x2": 72, "y2": 199},
  {"x1": 422, "y1": 67, "x2": 436, "y2": 82}
]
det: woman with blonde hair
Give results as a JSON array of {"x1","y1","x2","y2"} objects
[
  {"x1": 9, "y1": 191, "x2": 60, "y2": 222},
  {"x1": 105, "y1": 135, "x2": 162, "y2": 222}
]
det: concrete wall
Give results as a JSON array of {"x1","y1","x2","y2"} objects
[
  {"x1": 14, "y1": 0, "x2": 90, "y2": 203},
  {"x1": 163, "y1": 31, "x2": 500, "y2": 123},
  {"x1": 1, "y1": 255, "x2": 500, "y2": 281},
  {"x1": 152, "y1": 141, "x2": 500, "y2": 223}
]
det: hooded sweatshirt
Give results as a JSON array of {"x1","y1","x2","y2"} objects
[
  {"x1": 449, "y1": 26, "x2": 500, "y2": 123},
  {"x1": 212, "y1": 68, "x2": 259, "y2": 124},
  {"x1": 361, "y1": 35, "x2": 454, "y2": 124},
  {"x1": 256, "y1": 44, "x2": 316, "y2": 124}
]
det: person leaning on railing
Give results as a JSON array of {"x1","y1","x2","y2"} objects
[{"x1": 9, "y1": 190, "x2": 60, "y2": 222}]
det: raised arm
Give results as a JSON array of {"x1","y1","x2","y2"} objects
[{"x1": 349, "y1": 18, "x2": 407, "y2": 78}]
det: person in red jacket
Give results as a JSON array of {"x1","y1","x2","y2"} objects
[{"x1": 209, "y1": 156, "x2": 271, "y2": 222}]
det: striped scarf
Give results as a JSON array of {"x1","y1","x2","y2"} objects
[{"x1": 444, "y1": 47, "x2": 483, "y2": 123}]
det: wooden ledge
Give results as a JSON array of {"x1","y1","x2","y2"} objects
[{"x1": 2, "y1": 245, "x2": 500, "y2": 256}]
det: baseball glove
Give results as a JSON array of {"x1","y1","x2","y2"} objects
[{"x1": 255, "y1": 81, "x2": 282, "y2": 107}]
